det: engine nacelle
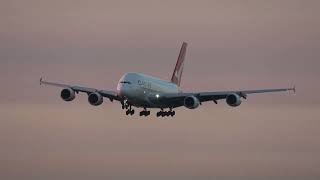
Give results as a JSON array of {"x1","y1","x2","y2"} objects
[
  {"x1": 184, "y1": 96, "x2": 200, "y2": 109},
  {"x1": 60, "y1": 88, "x2": 75, "y2": 101},
  {"x1": 226, "y1": 93, "x2": 242, "y2": 107},
  {"x1": 88, "y1": 92, "x2": 103, "y2": 106}
]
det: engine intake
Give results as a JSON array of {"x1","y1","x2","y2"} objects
[
  {"x1": 60, "y1": 88, "x2": 75, "y2": 101},
  {"x1": 226, "y1": 93, "x2": 242, "y2": 107},
  {"x1": 88, "y1": 92, "x2": 103, "y2": 106},
  {"x1": 184, "y1": 96, "x2": 200, "y2": 109}
]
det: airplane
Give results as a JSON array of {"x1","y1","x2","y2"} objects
[{"x1": 40, "y1": 42, "x2": 295, "y2": 117}]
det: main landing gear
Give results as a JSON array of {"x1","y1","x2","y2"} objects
[
  {"x1": 122, "y1": 102, "x2": 175, "y2": 117},
  {"x1": 156, "y1": 108, "x2": 175, "y2": 117},
  {"x1": 140, "y1": 108, "x2": 150, "y2": 116}
]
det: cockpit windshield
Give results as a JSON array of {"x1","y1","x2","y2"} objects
[{"x1": 119, "y1": 81, "x2": 131, "y2": 84}]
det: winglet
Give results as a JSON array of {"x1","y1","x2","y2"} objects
[
  {"x1": 40, "y1": 77, "x2": 43, "y2": 85},
  {"x1": 289, "y1": 85, "x2": 296, "y2": 93}
]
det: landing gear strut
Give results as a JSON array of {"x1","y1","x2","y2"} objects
[
  {"x1": 156, "y1": 108, "x2": 175, "y2": 117},
  {"x1": 140, "y1": 108, "x2": 150, "y2": 116},
  {"x1": 122, "y1": 100, "x2": 129, "y2": 109}
]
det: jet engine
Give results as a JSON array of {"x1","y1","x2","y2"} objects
[
  {"x1": 226, "y1": 93, "x2": 242, "y2": 107},
  {"x1": 60, "y1": 88, "x2": 75, "y2": 101},
  {"x1": 88, "y1": 92, "x2": 103, "y2": 106},
  {"x1": 184, "y1": 96, "x2": 200, "y2": 109}
]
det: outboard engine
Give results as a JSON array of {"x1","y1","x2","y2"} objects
[
  {"x1": 184, "y1": 96, "x2": 200, "y2": 109},
  {"x1": 226, "y1": 93, "x2": 242, "y2": 107},
  {"x1": 88, "y1": 92, "x2": 103, "y2": 106},
  {"x1": 60, "y1": 88, "x2": 75, "y2": 101}
]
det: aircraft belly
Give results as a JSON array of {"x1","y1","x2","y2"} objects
[
  {"x1": 127, "y1": 88, "x2": 167, "y2": 108},
  {"x1": 126, "y1": 87, "x2": 150, "y2": 108}
]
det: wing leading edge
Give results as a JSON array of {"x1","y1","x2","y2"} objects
[
  {"x1": 40, "y1": 78, "x2": 122, "y2": 101},
  {"x1": 158, "y1": 87, "x2": 295, "y2": 107}
]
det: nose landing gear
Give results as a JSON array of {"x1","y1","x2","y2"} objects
[
  {"x1": 125, "y1": 105, "x2": 134, "y2": 115},
  {"x1": 122, "y1": 100, "x2": 129, "y2": 110}
]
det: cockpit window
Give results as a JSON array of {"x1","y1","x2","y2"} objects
[{"x1": 120, "y1": 81, "x2": 131, "y2": 84}]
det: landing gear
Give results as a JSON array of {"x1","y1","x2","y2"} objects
[
  {"x1": 123, "y1": 104, "x2": 175, "y2": 117},
  {"x1": 125, "y1": 105, "x2": 134, "y2": 115},
  {"x1": 122, "y1": 100, "x2": 129, "y2": 109},
  {"x1": 140, "y1": 108, "x2": 150, "y2": 117},
  {"x1": 156, "y1": 108, "x2": 175, "y2": 117},
  {"x1": 126, "y1": 109, "x2": 134, "y2": 115}
]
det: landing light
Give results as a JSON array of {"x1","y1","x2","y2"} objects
[{"x1": 156, "y1": 94, "x2": 160, "y2": 98}]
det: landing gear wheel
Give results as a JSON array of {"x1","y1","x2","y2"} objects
[
  {"x1": 156, "y1": 109, "x2": 175, "y2": 117},
  {"x1": 140, "y1": 110, "x2": 150, "y2": 117},
  {"x1": 156, "y1": 108, "x2": 176, "y2": 117},
  {"x1": 126, "y1": 107, "x2": 134, "y2": 116}
]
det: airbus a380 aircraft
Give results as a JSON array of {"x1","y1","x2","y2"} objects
[{"x1": 40, "y1": 42, "x2": 295, "y2": 117}]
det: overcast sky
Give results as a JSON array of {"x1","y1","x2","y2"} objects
[{"x1": 1, "y1": 0, "x2": 320, "y2": 179}]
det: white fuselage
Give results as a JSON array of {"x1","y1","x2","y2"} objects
[{"x1": 117, "y1": 73, "x2": 180, "y2": 108}]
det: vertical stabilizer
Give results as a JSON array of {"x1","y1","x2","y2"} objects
[{"x1": 171, "y1": 42, "x2": 187, "y2": 86}]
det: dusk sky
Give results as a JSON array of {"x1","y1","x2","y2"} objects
[{"x1": 1, "y1": 0, "x2": 320, "y2": 179}]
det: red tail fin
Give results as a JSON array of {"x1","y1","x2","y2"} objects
[{"x1": 171, "y1": 42, "x2": 187, "y2": 86}]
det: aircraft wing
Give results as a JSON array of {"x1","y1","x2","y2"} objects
[
  {"x1": 40, "y1": 78, "x2": 122, "y2": 101},
  {"x1": 158, "y1": 87, "x2": 295, "y2": 108}
]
